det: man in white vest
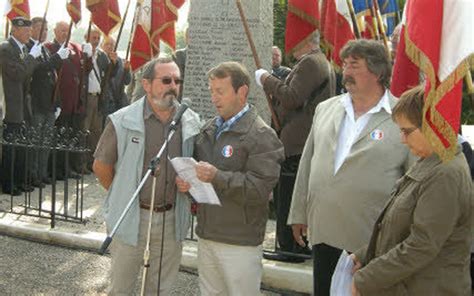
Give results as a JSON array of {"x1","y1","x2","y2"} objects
[
  {"x1": 93, "y1": 57, "x2": 201, "y2": 295},
  {"x1": 288, "y1": 39, "x2": 414, "y2": 296}
]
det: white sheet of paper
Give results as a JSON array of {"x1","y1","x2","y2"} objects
[
  {"x1": 170, "y1": 157, "x2": 221, "y2": 206},
  {"x1": 330, "y1": 250, "x2": 354, "y2": 296}
]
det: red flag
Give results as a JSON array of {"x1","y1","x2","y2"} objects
[
  {"x1": 284, "y1": 0, "x2": 319, "y2": 55},
  {"x1": 6, "y1": 0, "x2": 30, "y2": 20},
  {"x1": 399, "y1": 0, "x2": 474, "y2": 161},
  {"x1": 155, "y1": 0, "x2": 184, "y2": 50},
  {"x1": 67, "y1": 0, "x2": 82, "y2": 24},
  {"x1": 86, "y1": 0, "x2": 121, "y2": 36},
  {"x1": 322, "y1": 0, "x2": 355, "y2": 69},
  {"x1": 390, "y1": 20, "x2": 419, "y2": 97},
  {"x1": 130, "y1": 0, "x2": 184, "y2": 71}
]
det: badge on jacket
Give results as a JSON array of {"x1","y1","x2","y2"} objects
[
  {"x1": 222, "y1": 145, "x2": 233, "y2": 158},
  {"x1": 131, "y1": 137, "x2": 140, "y2": 144},
  {"x1": 370, "y1": 129, "x2": 384, "y2": 140}
]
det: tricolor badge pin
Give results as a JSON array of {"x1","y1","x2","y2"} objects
[
  {"x1": 370, "y1": 129, "x2": 384, "y2": 140},
  {"x1": 222, "y1": 145, "x2": 233, "y2": 158}
]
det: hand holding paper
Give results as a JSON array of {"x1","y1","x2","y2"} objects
[{"x1": 170, "y1": 157, "x2": 221, "y2": 205}]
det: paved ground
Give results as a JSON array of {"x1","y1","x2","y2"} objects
[
  {"x1": 1, "y1": 235, "x2": 286, "y2": 295},
  {"x1": 0, "y1": 174, "x2": 310, "y2": 295}
]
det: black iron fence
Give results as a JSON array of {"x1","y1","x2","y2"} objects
[{"x1": 1, "y1": 122, "x2": 89, "y2": 228}]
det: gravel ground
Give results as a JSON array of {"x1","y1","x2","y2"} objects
[{"x1": 0, "y1": 174, "x2": 310, "y2": 295}]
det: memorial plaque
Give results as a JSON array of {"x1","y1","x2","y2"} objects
[{"x1": 183, "y1": 0, "x2": 273, "y2": 123}]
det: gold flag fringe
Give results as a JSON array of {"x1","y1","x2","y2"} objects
[{"x1": 403, "y1": 27, "x2": 472, "y2": 162}]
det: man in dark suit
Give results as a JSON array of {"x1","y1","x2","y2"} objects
[
  {"x1": 255, "y1": 30, "x2": 336, "y2": 263},
  {"x1": 100, "y1": 36, "x2": 131, "y2": 117},
  {"x1": 0, "y1": 17, "x2": 40, "y2": 195},
  {"x1": 27, "y1": 17, "x2": 70, "y2": 186}
]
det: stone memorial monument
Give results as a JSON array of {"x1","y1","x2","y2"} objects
[{"x1": 183, "y1": 0, "x2": 273, "y2": 122}]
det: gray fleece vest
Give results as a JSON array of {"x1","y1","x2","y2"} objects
[{"x1": 104, "y1": 97, "x2": 201, "y2": 246}]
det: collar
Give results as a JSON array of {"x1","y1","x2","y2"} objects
[
  {"x1": 406, "y1": 146, "x2": 462, "y2": 181},
  {"x1": 340, "y1": 89, "x2": 392, "y2": 119},
  {"x1": 11, "y1": 36, "x2": 25, "y2": 50},
  {"x1": 215, "y1": 103, "x2": 250, "y2": 128}
]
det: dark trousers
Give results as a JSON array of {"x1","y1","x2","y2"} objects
[
  {"x1": 274, "y1": 154, "x2": 301, "y2": 252},
  {"x1": 30, "y1": 112, "x2": 55, "y2": 181},
  {"x1": 471, "y1": 253, "x2": 474, "y2": 290},
  {"x1": 1, "y1": 122, "x2": 27, "y2": 191},
  {"x1": 55, "y1": 113, "x2": 84, "y2": 176},
  {"x1": 312, "y1": 243, "x2": 343, "y2": 296}
]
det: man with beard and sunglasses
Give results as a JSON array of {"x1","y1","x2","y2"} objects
[
  {"x1": 92, "y1": 57, "x2": 201, "y2": 295},
  {"x1": 287, "y1": 39, "x2": 414, "y2": 296}
]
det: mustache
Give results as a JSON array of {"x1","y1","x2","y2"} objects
[
  {"x1": 164, "y1": 89, "x2": 178, "y2": 97},
  {"x1": 342, "y1": 76, "x2": 356, "y2": 85}
]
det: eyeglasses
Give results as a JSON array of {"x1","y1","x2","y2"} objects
[
  {"x1": 156, "y1": 76, "x2": 183, "y2": 85},
  {"x1": 400, "y1": 127, "x2": 417, "y2": 137}
]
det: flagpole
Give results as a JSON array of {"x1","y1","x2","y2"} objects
[
  {"x1": 39, "y1": 0, "x2": 51, "y2": 43},
  {"x1": 80, "y1": 19, "x2": 93, "y2": 116},
  {"x1": 5, "y1": 17, "x2": 10, "y2": 39},
  {"x1": 345, "y1": 0, "x2": 361, "y2": 39},
  {"x1": 373, "y1": 0, "x2": 390, "y2": 57},
  {"x1": 125, "y1": 0, "x2": 142, "y2": 64},
  {"x1": 369, "y1": 1, "x2": 381, "y2": 40},
  {"x1": 466, "y1": 71, "x2": 474, "y2": 94},
  {"x1": 235, "y1": 0, "x2": 281, "y2": 132},
  {"x1": 99, "y1": 0, "x2": 131, "y2": 109},
  {"x1": 114, "y1": 0, "x2": 132, "y2": 52}
]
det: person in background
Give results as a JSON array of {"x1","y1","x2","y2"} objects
[
  {"x1": 44, "y1": 21, "x2": 93, "y2": 179},
  {"x1": 173, "y1": 28, "x2": 188, "y2": 102},
  {"x1": 0, "y1": 17, "x2": 39, "y2": 195},
  {"x1": 28, "y1": 17, "x2": 70, "y2": 187},
  {"x1": 255, "y1": 31, "x2": 336, "y2": 263},
  {"x1": 271, "y1": 45, "x2": 291, "y2": 81},
  {"x1": 100, "y1": 36, "x2": 131, "y2": 117}
]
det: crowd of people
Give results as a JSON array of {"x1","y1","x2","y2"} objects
[
  {"x1": 0, "y1": 17, "x2": 131, "y2": 195},
  {"x1": 1, "y1": 15, "x2": 473, "y2": 296}
]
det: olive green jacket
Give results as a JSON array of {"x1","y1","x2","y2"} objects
[{"x1": 354, "y1": 149, "x2": 473, "y2": 295}]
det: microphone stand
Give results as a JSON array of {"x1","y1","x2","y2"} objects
[
  {"x1": 141, "y1": 127, "x2": 172, "y2": 296},
  {"x1": 98, "y1": 125, "x2": 179, "y2": 255}
]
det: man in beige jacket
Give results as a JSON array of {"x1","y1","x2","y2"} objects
[{"x1": 287, "y1": 39, "x2": 413, "y2": 296}]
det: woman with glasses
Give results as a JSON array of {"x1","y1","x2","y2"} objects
[{"x1": 350, "y1": 85, "x2": 473, "y2": 295}]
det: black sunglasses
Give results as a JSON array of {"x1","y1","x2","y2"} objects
[{"x1": 156, "y1": 76, "x2": 183, "y2": 85}]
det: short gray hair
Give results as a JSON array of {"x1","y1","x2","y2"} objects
[{"x1": 142, "y1": 57, "x2": 176, "y2": 81}]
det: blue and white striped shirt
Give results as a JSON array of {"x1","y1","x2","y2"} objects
[{"x1": 215, "y1": 104, "x2": 250, "y2": 139}]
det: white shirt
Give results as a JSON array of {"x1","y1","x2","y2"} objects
[
  {"x1": 334, "y1": 90, "x2": 392, "y2": 174},
  {"x1": 11, "y1": 36, "x2": 26, "y2": 54},
  {"x1": 88, "y1": 50, "x2": 101, "y2": 94}
]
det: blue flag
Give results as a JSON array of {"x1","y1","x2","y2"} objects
[
  {"x1": 352, "y1": 0, "x2": 372, "y2": 14},
  {"x1": 377, "y1": 0, "x2": 399, "y2": 35}
]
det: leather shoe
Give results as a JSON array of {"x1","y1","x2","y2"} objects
[
  {"x1": 32, "y1": 179, "x2": 45, "y2": 188},
  {"x1": 42, "y1": 177, "x2": 52, "y2": 185},
  {"x1": 68, "y1": 172, "x2": 81, "y2": 180},
  {"x1": 19, "y1": 184, "x2": 34, "y2": 192},
  {"x1": 263, "y1": 252, "x2": 306, "y2": 263},
  {"x1": 2, "y1": 187, "x2": 22, "y2": 196}
]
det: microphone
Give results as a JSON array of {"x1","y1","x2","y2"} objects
[{"x1": 169, "y1": 98, "x2": 191, "y2": 131}]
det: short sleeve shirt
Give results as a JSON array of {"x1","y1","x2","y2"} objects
[{"x1": 94, "y1": 99, "x2": 182, "y2": 206}]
